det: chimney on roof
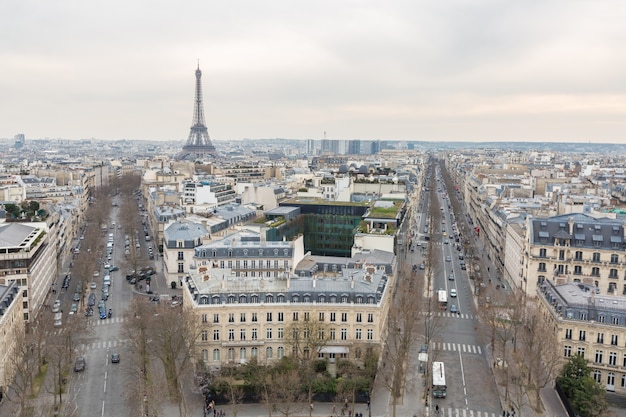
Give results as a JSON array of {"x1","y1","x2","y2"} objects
[
  {"x1": 221, "y1": 275, "x2": 226, "y2": 289},
  {"x1": 312, "y1": 275, "x2": 316, "y2": 288},
  {"x1": 568, "y1": 216, "x2": 574, "y2": 235},
  {"x1": 350, "y1": 275, "x2": 354, "y2": 289}
]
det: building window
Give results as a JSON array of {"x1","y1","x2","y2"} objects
[
  {"x1": 304, "y1": 312, "x2": 310, "y2": 321},
  {"x1": 356, "y1": 329, "x2": 362, "y2": 340},
  {"x1": 538, "y1": 262, "x2": 546, "y2": 272},
  {"x1": 251, "y1": 295, "x2": 259, "y2": 303},
  {"x1": 597, "y1": 333, "x2": 604, "y2": 343},
  {"x1": 368, "y1": 313, "x2": 374, "y2": 323},
  {"x1": 252, "y1": 313, "x2": 258, "y2": 322},
  {"x1": 228, "y1": 348, "x2": 234, "y2": 361},
  {"x1": 610, "y1": 269, "x2": 619, "y2": 279},
  {"x1": 341, "y1": 313, "x2": 348, "y2": 322},
  {"x1": 201, "y1": 314, "x2": 208, "y2": 324},
  {"x1": 575, "y1": 251, "x2": 583, "y2": 261},
  {"x1": 539, "y1": 248, "x2": 546, "y2": 257},
  {"x1": 612, "y1": 335, "x2": 619, "y2": 346},
  {"x1": 240, "y1": 313, "x2": 246, "y2": 322},
  {"x1": 340, "y1": 328, "x2": 347, "y2": 340},
  {"x1": 574, "y1": 265, "x2": 582, "y2": 275},
  {"x1": 229, "y1": 313, "x2": 235, "y2": 323},
  {"x1": 580, "y1": 330, "x2": 586, "y2": 341},
  {"x1": 252, "y1": 328, "x2": 257, "y2": 340},
  {"x1": 319, "y1": 312, "x2": 325, "y2": 321},
  {"x1": 593, "y1": 370, "x2": 601, "y2": 383},
  {"x1": 293, "y1": 312, "x2": 299, "y2": 321},
  {"x1": 178, "y1": 262, "x2": 184, "y2": 273},
  {"x1": 277, "y1": 294, "x2": 285, "y2": 303},
  {"x1": 593, "y1": 252, "x2": 601, "y2": 262},
  {"x1": 278, "y1": 328, "x2": 284, "y2": 339},
  {"x1": 201, "y1": 330, "x2": 208, "y2": 341},
  {"x1": 278, "y1": 312, "x2": 284, "y2": 322},
  {"x1": 240, "y1": 348, "x2": 246, "y2": 361},
  {"x1": 595, "y1": 350, "x2": 603, "y2": 364},
  {"x1": 213, "y1": 330, "x2": 220, "y2": 341},
  {"x1": 240, "y1": 329, "x2": 246, "y2": 341},
  {"x1": 611, "y1": 254, "x2": 619, "y2": 264},
  {"x1": 565, "y1": 329, "x2": 572, "y2": 340},
  {"x1": 577, "y1": 347, "x2": 585, "y2": 358},
  {"x1": 266, "y1": 347, "x2": 273, "y2": 359},
  {"x1": 228, "y1": 295, "x2": 236, "y2": 304},
  {"x1": 266, "y1": 294, "x2": 273, "y2": 303},
  {"x1": 614, "y1": 316, "x2": 620, "y2": 325},
  {"x1": 356, "y1": 313, "x2": 362, "y2": 323},
  {"x1": 564, "y1": 346, "x2": 572, "y2": 357},
  {"x1": 609, "y1": 352, "x2": 617, "y2": 366},
  {"x1": 330, "y1": 312, "x2": 336, "y2": 322},
  {"x1": 622, "y1": 375, "x2": 626, "y2": 388},
  {"x1": 367, "y1": 329, "x2": 373, "y2": 340},
  {"x1": 251, "y1": 347, "x2": 258, "y2": 358},
  {"x1": 267, "y1": 328, "x2": 273, "y2": 339},
  {"x1": 277, "y1": 347, "x2": 284, "y2": 359},
  {"x1": 213, "y1": 349, "x2": 220, "y2": 362},
  {"x1": 267, "y1": 312, "x2": 272, "y2": 322},
  {"x1": 228, "y1": 329, "x2": 234, "y2": 341},
  {"x1": 330, "y1": 329, "x2": 336, "y2": 340}
]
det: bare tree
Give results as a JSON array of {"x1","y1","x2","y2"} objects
[
  {"x1": 519, "y1": 303, "x2": 563, "y2": 408},
  {"x1": 147, "y1": 303, "x2": 202, "y2": 416},
  {"x1": 269, "y1": 360, "x2": 306, "y2": 417},
  {"x1": 214, "y1": 377, "x2": 245, "y2": 417},
  {"x1": 4, "y1": 327, "x2": 39, "y2": 414}
]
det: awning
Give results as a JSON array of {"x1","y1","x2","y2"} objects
[{"x1": 319, "y1": 346, "x2": 349, "y2": 354}]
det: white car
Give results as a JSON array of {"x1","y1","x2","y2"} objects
[{"x1": 450, "y1": 288, "x2": 457, "y2": 298}]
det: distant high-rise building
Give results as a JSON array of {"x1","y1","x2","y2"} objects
[
  {"x1": 321, "y1": 139, "x2": 339, "y2": 155},
  {"x1": 347, "y1": 140, "x2": 361, "y2": 155},
  {"x1": 14, "y1": 134, "x2": 25, "y2": 149},
  {"x1": 179, "y1": 65, "x2": 218, "y2": 160},
  {"x1": 306, "y1": 139, "x2": 316, "y2": 155}
]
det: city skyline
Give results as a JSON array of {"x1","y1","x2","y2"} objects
[{"x1": 2, "y1": 1, "x2": 626, "y2": 143}]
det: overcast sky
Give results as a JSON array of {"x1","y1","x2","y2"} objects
[{"x1": 2, "y1": 1, "x2": 626, "y2": 143}]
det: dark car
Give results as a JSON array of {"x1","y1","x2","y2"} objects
[
  {"x1": 99, "y1": 309, "x2": 107, "y2": 319},
  {"x1": 62, "y1": 275, "x2": 71, "y2": 289},
  {"x1": 74, "y1": 357, "x2": 86, "y2": 372},
  {"x1": 111, "y1": 353, "x2": 120, "y2": 363},
  {"x1": 73, "y1": 293, "x2": 80, "y2": 302},
  {"x1": 450, "y1": 304, "x2": 458, "y2": 314},
  {"x1": 88, "y1": 293, "x2": 96, "y2": 306}
]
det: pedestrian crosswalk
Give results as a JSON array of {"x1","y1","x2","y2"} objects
[
  {"x1": 89, "y1": 317, "x2": 126, "y2": 326},
  {"x1": 437, "y1": 312, "x2": 475, "y2": 320},
  {"x1": 435, "y1": 409, "x2": 500, "y2": 417},
  {"x1": 78, "y1": 339, "x2": 127, "y2": 351},
  {"x1": 432, "y1": 342, "x2": 483, "y2": 355}
]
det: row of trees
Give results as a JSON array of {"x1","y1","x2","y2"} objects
[
  {"x1": 437, "y1": 160, "x2": 610, "y2": 416},
  {"x1": 2, "y1": 173, "x2": 143, "y2": 417}
]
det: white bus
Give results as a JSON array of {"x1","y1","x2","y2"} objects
[{"x1": 432, "y1": 361, "x2": 447, "y2": 398}]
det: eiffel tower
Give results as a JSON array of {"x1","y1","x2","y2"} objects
[{"x1": 180, "y1": 64, "x2": 218, "y2": 160}]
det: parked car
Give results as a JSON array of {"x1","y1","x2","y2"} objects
[
  {"x1": 70, "y1": 303, "x2": 78, "y2": 314},
  {"x1": 52, "y1": 300, "x2": 61, "y2": 313},
  {"x1": 450, "y1": 288, "x2": 457, "y2": 297},
  {"x1": 88, "y1": 293, "x2": 96, "y2": 306},
  {"x1": 445, "y1": 256, "x2": 451, "y2": 262},
  {"x1": 73, "y1": 293, "x2": 80, "y2": 302},
  {"x1": 74, "y1": 357, "x2": 86, "y2": 372},
  {"x1": 111, "y1": 353, "x2": 120, "y2": 363}
]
